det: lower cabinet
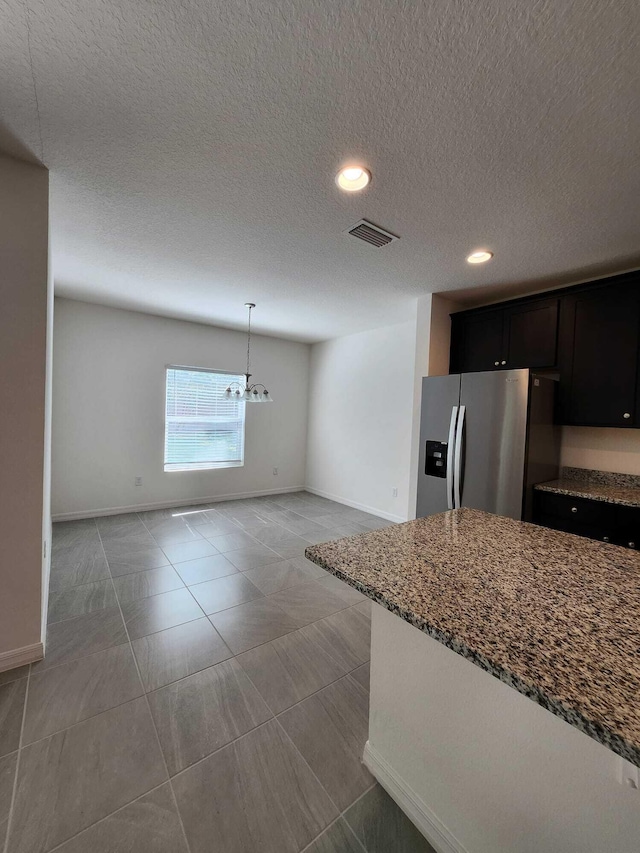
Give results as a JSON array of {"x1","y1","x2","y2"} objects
[{"x1": 533, "y1": 491, "x2": 639, "y2": 549}]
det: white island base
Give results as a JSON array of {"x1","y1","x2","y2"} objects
[{"x1": 364, "y1": 604, "x2": 640, "y2": 853}]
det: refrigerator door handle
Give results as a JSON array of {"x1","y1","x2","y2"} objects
[
  {"x1": 454, "y1": 405, "x2": 466, "y2": 509},
  {"x1": 446, "y1": 406, "x2": 459, "y2": 510}
]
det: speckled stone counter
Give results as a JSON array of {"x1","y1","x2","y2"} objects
[
  {"x1": 535, "y1": 467, "x2": 640, "y2": 507},
  {"x1": 305, "y1": 508, "x2": 640, "y2": 767}
]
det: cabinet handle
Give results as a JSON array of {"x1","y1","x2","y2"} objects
[
  {"x1": 494, "y1": 361, "x2": 500, "y2": 366},
  {"x1": 624, "y1": 413, "x2": 631, "y2": 419},
  {"x1": 501, "y1": 360, "x2": 507, "y2": 365},
  {"x1": 629, "y1": 541, "x2": 636, "y2": 549},
  {"x1": 571, "y1": 506, "x2": 578, "y2": 513}
]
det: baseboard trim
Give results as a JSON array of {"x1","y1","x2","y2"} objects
[
  {"x1": 362, "y1": 741, "x2": 468, "y2": 853},
  {"x1": 304, "y1": 487, "x2": 406, "y2": 523},
  {"x1": 52, "y1": 486, "x2": 306, "y2": 521},
  {"x1": 0, "y1": 642, "x2": 44, "y2": 673}
]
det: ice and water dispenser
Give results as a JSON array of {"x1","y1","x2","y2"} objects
[{"x1": 425, "y1": 440, "x2": 448, "y2": 478}]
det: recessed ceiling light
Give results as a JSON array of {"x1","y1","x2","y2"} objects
[
  {"x1": 466, "y1": 250, "x2": 493, "y2": 264},
  {"x1": 335, "y1": 166, "x2": 371, "y2": 192}
]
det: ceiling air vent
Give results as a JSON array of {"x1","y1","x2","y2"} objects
[{"x1": 347, "y1": 219, "x2": 399, "y2": 247}]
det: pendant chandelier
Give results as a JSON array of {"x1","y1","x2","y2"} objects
[{"x1": 224, "y1": 303, "x2": 273, "y2": 403}]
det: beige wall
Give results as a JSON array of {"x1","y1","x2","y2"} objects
[
  {"x1": 560, "y1": 426, "x2": 640, "y2": 475},
  {"x1": 427, "y1": 293, "x2": 456, "y2": 377},
  {"x1": 0, "y1": 155, "x2": 49, "y2": 665}
]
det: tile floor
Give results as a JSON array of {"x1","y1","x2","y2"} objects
[{"x1": 0, "y1": 491, "x2": 434, "y2": 853}]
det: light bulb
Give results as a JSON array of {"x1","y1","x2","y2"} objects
[
  {"x1": 336, "y1": 166, "x2": 371, "y2": 192},
  {"x1": 466, "y1": 250, "x2": 493, "y2": 264}
]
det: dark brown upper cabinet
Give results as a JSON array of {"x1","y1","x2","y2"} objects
[
  {"x1": 558, "y1": 281, "x2": 640, "y2": 427},
  {"x1": 450, "y1": 297, "x2": 559, "y2": 374},
  {"x1": 449, "y1": 270, "x2": 640, "y2": 428},
  {"x1": 503, "y1": 298, "x2": 559, "y2": 369},
  {"x1": 450, "y1": 308, "x2": 504, "y2": 373}
]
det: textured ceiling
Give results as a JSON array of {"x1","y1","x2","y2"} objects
[{"x1": 1, "y1": 0, "x2": 639, "y2": 341}]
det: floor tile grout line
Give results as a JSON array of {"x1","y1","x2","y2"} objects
[
  {"x1": 235, "y1": 631, "x2": 369, "y2": 718},
  {"x1": 6, "y1": 516, "x2": 96, "y2": 852},
  {"x1": 95, "y1": 524, "x2": 194, "y2": 853},
  {"x1": 297, "y1": 783, "x2": 376, "y2": 853},
  {"x1": 132, "y1": 635, "x2": 235, "y2": 695},
  {"x1": 46, "y1": 574, "x2": 364, "y2": 674},
  {"x1": 111, "y1": 593, "x2": 363, "y2": 697},
  {"x1": 44, "y1": 497, "x2": 381, "y2": 849},
  {"x1": 298, "y1": 816, "x2": 367, "y2": 853},
  {"x1": 272, "y1": 714, "x2": 360, "y2": 837},
  {"x1": 42, "y1": 779, "x2": 171, "y2": 853},
  {"x1": 136, "y1": 515, "x2": 233, "y2": 623},
  {"x1": 19, "y1": 686, "x2": 150, "y2": 751},
  {"x1": 132, "y1": 497, "x2": 375, "y2": 570},
  {"x1": 131, "y1": 505, "x2": 366, "y2": 615},
  {"x1": 2, "y1": 662, "x2": 32, "y2": 853},
  {"x1": 203, "y1": 595, "x2": 366, "y2": 658},
  {"x1": 168, "y1": 717, "x2": 277, "y2": 782},
  {"x1": 44, "y1": 576, "x2": 366, "y2": 678},
  {"x1": 46, "y1": 576, "x2": 120, "y2": 628},
  {"x1": 29, "y1": 636, "x2": 132, "y2": 677},
  {"x1": 47, "y1": 575, "x2": 115, "y2": 595},
  {"x1": 220, "y1": 623, "x2": 374, "y2": 839},
  {"x1": 106, "y1": 562, "x2": 174, "y2": 579},
  {"x1": 10, "y1": 636, "x2": 368, "y2": 752},
  {"x1": 171, "y1": 563, "x2": 239, "y2": 588},
  {"x1": 272, "y1": 673, "x2": 375, "y2": 800}
]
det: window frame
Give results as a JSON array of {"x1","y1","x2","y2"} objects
[{"x1": 163, "y1": 364, "x2": 246, "y2": 473}]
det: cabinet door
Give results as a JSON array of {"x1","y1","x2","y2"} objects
[
  {"x1": 614, "y1": 505, "x2": 640, "y2": 550},
  {"x1": 503, "y1": 298, "x2": 559, "y2": 369},
  {"x1": 456, "y1": 309, "x2": 505, "y2": 373},
  {"x1": 559, "y1": 283, "x2": 640, "y2": 427}
]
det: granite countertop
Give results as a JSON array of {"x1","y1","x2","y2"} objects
[
  {"x1": 305, "y1": 508, "x2": 640, "y2": 767},
  {"x1": 534, "y1": 479, "x2": 640, "y2": 508}
]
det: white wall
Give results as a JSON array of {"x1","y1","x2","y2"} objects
[
  {"x1": 52, "y1": 299, "x2": 310, "y2": 517},
  {"x1": 0, "y1": 155, "x2": 49, "y2": 666},
  {"x1": 367, "y1": 605, "x2": 640, "y2": 853},
  {"x1": 305, "y1": 321, "x2": 416, "y2": 521},
  {"x1": 560, "y1": 426, "x2": 640, "y2": 476}
]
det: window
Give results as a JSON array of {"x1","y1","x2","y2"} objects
[{"x1": 164, "y1": 366, "x2": 245, "y2": 472}]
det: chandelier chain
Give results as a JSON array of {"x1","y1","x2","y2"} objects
[
  {"x1": 223, "y1": 303, "x2": 271, "y2": 402},
  {"x1": 246, "y1": 304, "x2": 252, "y2": 376}
]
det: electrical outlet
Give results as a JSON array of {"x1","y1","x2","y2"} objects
[
  {"x1": 135, "y1": 476, "x2": 143, "y2": 486},
  {"x1": 273, "y1": 467, "x2": 278, "y2": 475},
  {"x1": 392, "y1": 487, "x2": 398, "y2": 497}
]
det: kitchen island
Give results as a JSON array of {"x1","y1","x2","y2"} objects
[{"x1": 305, "y1": 508, "x2": 640, "y2": 853}]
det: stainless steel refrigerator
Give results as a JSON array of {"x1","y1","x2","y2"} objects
[{"x1": 416, "y1": 369, "x2": 560, "y2": 521}]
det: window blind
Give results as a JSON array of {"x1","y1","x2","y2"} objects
[{"x1": 164, "y1": 366, "x2": 245, "y2": 472}]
